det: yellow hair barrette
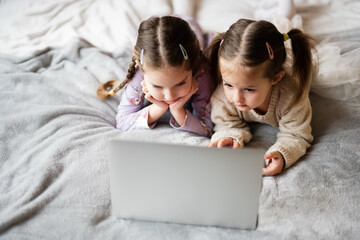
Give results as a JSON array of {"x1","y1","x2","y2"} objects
[{"x1": 283, "y1": 33, "x2": 290, "y2": 41}]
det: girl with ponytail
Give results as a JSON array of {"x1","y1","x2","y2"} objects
[
  {"x1": 97, "y1": 16, "x2": 213, "y2": 137},
  {"x1": 205, "y1": 18, "x2": 315, "y2": 175}
]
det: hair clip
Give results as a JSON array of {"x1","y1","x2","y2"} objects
[
  {"x1": 220, "y1": 39, "x2": 224, "y2": 46},
  {"x1": 265, "y1": 42, "x2": 274, "y2": 60},
  {"x1": 282, "y1": 33, "x2": 290, "y2": 41},
  {"x1": 179, "y1": 44, "x2": 188, "y2": 60},
  {"x1": 140, "y1": 49, "x2": 144, "y2": 65}
]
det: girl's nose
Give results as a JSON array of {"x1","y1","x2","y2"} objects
[
  {"x1": 234, "y1": 91, "x2": 243, "y2": 103},
  {"x1": 164, "y1": 89, "x2": 176, "y2": 102}
]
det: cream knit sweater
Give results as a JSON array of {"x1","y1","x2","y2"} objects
[{"x1": 210, "y1": 77, "x2": 313, "y2": 169}]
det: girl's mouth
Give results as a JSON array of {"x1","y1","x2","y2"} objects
[{"x1": 236, "y1": 104, "x2": 247, "y2": 108}]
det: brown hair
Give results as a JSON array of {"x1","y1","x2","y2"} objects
[
  {"x1": 97, "y1": 16, "x2": 204, "y2": 100},
  {"x1": 205, "y1": 18, "x2": 315, "y2": 105}
]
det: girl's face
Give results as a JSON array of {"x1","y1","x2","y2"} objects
[
  {"x1": 143, "y1": 65, "x2": 193, "y2": 104},
  {"x1": 220, "y1": 58, "x2": 280, "y2": 114}
]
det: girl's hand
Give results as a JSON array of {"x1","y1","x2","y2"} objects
[
  {"x1": 141, "y1": 80, "x2": 168, "y2": 110},
  {"x1": 168, "y1": 78, "x2": 198, "y2": 126},
  {"x1": 207, "y1": 138, "x2": 241, "y2": 149},
  {"x1": 263, "y1": 151, "x2": 284, "y2": 176},
  {"x1": 169, "y1": 78, "x2": 198, "y2": 111}
]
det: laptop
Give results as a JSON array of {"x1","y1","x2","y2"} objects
[{"x1": 109, "y1": 139, "x2": 265, "y2": 230}]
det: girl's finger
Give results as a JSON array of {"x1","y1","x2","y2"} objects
[
  {"x1": 264, "y1": 152, "x2": 278, "y2": 159},
  {"x1": 233, "y1": 140, "x2": 240, "y2": 149},
  {"x1": 207, "y1": 141, "x2": 218, "y2": 147},
  {"x1": 217, "y1": 138, "x2": 226, "y2": 148},
  {"x1": 218, "y1": 138, "x2": 232, "y2": 148},
  {"x1": 145, "y1": 93, "x2": 153, "y2": 102},
  {"x1": 263, "y1": 161, "x2": 282, "y2": 176},
  {"x1": 265, "y1": 151, "x2": 283, "y2": 160}
]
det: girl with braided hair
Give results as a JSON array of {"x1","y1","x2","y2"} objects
[
  {"x1": 205, "y1": 19, "x2": 315, "y2": 176},
  {"x1": 97, "y1": 16, "x2": 213, "y2": 137}
]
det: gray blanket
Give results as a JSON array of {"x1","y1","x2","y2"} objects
[{"x1": 0, "y1": 38, "x2": 359, "y2": 239}]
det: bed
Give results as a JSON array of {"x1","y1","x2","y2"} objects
[{"x1": 0, "y1": 0, "x2": 359, "y2": 239}]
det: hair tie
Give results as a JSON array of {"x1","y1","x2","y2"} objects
[
  {"x1": 283, "y1": 33, "x2": 290, "y2": 41},
  {"x1": 219, "y1": 39, "x2": 224, "y2": 46},
  {"x1": 179, "y1": 44, "x2": 188, "y2": 60},
  {"x1": 265, "y1": 42, "x2": 274, "y2": 60}
]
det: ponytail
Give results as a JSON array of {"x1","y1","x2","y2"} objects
[
  {"x1": 96, "y1": 57, "x2": 138, "y2": 100},
  {"x1": 287, "y1": 29, "x2": 316, "y2": 104},
  {"x1": 204, "y1": 33, "x2": 224, "y2": 92}
]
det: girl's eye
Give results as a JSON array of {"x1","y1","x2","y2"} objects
[
  {"x1": 152, "y1": 85, "x2": 162, "y2": 89},
  {"x1": 244, "y1": 88, "x2": 255, "y2": 92},
  {"x1": 224, "y1": 83, "x2": 233, "y2": 88},
  {"x1": 176, "y1": 81, "x2": 186, "y2": 87}
]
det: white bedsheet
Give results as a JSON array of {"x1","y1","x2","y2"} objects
[
  {"x1": 2, "y1": 0, "x2": 360, "y2": 54},
  {"x1": 1, "y1": 0, "x2": 360, "y2": 100}
]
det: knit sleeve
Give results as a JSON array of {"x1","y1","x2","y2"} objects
[
  {"x1": 210, "y1": 85, "x2": 252, "y2": 147},
  {"x1": 267, "y1": 94, "x2": 313, "y2": 169}
]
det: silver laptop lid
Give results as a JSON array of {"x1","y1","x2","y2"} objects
[{"x1": 109, "y1": 140, "x2": 265, "y2": 229}]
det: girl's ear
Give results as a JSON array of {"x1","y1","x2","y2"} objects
[{"x1": 271, "y1": 70, "x2": 285, "y2": 85}]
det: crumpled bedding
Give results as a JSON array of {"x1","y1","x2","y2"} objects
[{"x1": 0, "y1": 0, "x2": 360, "y2": 239}]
